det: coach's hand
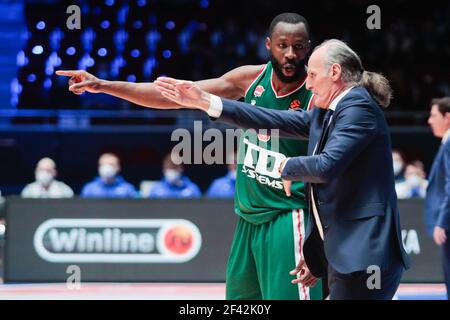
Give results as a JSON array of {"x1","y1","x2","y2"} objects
[
  {"x1": 290, "y1": 256, "x2": 319, "y2": 287},
  {"x1": 282, "y1": 179, "x2": 292, "y2": 197},
  {"x1": 56, "y1": 70, "x2": 103, "y2": 95},
  {"x1": 154, "y1": 77, "x2": 211, "y2": 111},
  {"x1": 279, "y1": 158, "x2": 291, "y2": 197}
]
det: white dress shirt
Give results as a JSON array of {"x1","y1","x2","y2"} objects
[
  {"x1": 207, "y1": 94, "x2": 224, "y2": 118},
  {"x1": 443, "y1": 128, "x2": 450, "y2": 144}
]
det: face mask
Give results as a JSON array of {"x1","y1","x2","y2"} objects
[
  {"x1": 164, "y1": 169, "x2": 181, "y2": 184},
  {"x1": 407, "y1": 174, "x2": 422, "y2": 187},
  {"x1": 393, "y1": 161, "x2": 403, "y2": 176},
  {"x1": 230, "y1": 169, "x2": 237, "y2": 180},
  {"x1": 36, "y1": 171, "x2": 53, "y2": 186},
  {"x1": 99, "y1": 164, "x2": 117, "y2": 180}
]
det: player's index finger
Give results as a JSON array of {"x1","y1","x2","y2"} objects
[{"x1": 55, "y1": 70, "x2": 79, "y2": 76}]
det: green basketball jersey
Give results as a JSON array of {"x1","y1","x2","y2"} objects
[{"x1": 235, "y1": 61, "x2": 313, "y2": 224}]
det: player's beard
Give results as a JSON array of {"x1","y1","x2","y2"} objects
[{"x1": 270, "y1": 54, "x2": 306, "y2": 84}]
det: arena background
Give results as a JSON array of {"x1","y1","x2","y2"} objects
[{"x1": 0, "y1": 0, "x2": 448, "y2": 300}]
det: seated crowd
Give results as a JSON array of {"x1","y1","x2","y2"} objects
[
  {"x1": 17, "y1": 149, "x2": 429, "y2": 200},
  {"x1": 19, "y1": 151, "x2": 237, "y2": 199}
]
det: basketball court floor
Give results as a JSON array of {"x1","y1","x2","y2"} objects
[{"x1": 0, "y1": 282, "x2": 446, "y2": 300}]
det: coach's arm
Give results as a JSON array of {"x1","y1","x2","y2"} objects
[
  {"x1": 281, "y1": 103, "x2": 377, "y2": 183},
  {"x1": 154, "y1": 77, "x2": 312, "y2": 139},
  {"x1": 211, "y1": 98, "x2": 311, "y2": 140}
]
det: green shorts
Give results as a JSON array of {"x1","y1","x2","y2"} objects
[{"x1": 226, "y1": 209, "x2": 323, "y2": 300}]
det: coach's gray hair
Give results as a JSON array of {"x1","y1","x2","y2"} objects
[{"x1": 315, "y1": 39, "x2": 393, "y2": 108}]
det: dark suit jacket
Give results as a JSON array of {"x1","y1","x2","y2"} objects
[
  {"x1": 216, "y1": 86, "x2": 410, "y2": 277},
  {"x1": 425, "y1": 138, "x2": 450, "y2": 237}
]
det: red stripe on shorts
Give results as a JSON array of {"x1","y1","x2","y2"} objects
[{"x1": 297, "y1": 209, "x2": 308, "y2": 300}]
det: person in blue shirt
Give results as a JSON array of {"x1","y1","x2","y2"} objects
[
  {"x1": 81, "y1": 153, "x2": 137, "y2": 198},
  {"x1": 206, "y1": 151, "x2": 236, "y2": 198},
  {"x1": 148, "y1": 153, "x2": 201, "y2": 199},
  {"x1": 396, "y1": 161, "x2": 428, "y2": 199}
]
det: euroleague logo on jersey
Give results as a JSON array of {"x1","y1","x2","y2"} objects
[
  {"x1": 289, "y1": 99, "x2": 301, "y2": 110},
  {"x1": 253, "y1": 85, "x2": 265, "y2": 97}
]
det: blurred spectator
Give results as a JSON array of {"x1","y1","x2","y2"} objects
[
  {"x1": 148, "y1": 153, "x2": 201, "y2": 199},
  {"x1": 21, "y1": 157, "x2": 74, "y2": 198},
  {"x1": 206, "y1": 151, "x2": 236, "y2": 198},
  {"x1": 396, "y1": 161, "x2": 429, "y2": 199},
  {"x1": 424, "y1": 97, "x2": 450, "y2": 299},
  {"x1": 81, "y1": 153, "x2": 137, "y2": 198},
  {"x1": 392, "y1": 149, "x2": 406, "y2": 183}
]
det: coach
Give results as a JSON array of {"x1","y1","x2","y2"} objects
[{"x1": 154, "y1": 39, "x2": 411, "y2": 299}]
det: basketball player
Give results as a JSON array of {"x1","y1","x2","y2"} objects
[{"x1": 57, "y1": 13, "x2": 323, "y2": 300}]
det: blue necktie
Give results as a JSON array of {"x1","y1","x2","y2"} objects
[
  {"x1": 316, "y1": 109, "x2": 334, "y2": 153},
  {"x1": 310, "y1": 109, "x2": 334, "y2": 239},
  {"x1": 323, "y1": 109, "x2": 334, "y2": 131}
]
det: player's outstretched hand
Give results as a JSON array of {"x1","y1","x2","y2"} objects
[
  {"x1": 55, "y1": 70, "x2": 102, "y2": 95},
  {"x1": 154, "y1": 77, "x2": 210, "y2": 111}
]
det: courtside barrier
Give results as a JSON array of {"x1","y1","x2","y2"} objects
[{"x1": 3, "y1": 197, "x2": 442, "y2": 283}]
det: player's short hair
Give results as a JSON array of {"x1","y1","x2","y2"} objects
[
  {"x1": 430, "y1": 97, "x2": 450, "y2": 116},
  {"x1": 269, "y1": 13, "x2": 310, "y2": 38}
]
